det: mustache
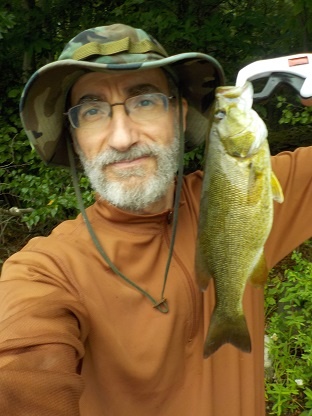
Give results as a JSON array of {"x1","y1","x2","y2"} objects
[{"x1": 80, "y1": 144, "x2": 162, "y2": 169}]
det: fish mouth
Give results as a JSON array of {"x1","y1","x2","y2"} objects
[{"x1": 216, "y1": 82, "x2": 253, "y2": 98}]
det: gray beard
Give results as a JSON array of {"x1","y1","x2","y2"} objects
[{"x1": 77, "y1": 137, "x2": 180, "y2": 212}]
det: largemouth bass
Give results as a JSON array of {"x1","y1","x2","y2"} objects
[{"x1": 195, "y1": 82, "x2": 284, "y2": 358}]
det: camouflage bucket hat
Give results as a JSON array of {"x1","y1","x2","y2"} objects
[{"x1": 20, "y1": 23, "x2": 225, "y2": 166}]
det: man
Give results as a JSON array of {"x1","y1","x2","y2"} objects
[{"x1": 0, "y1": 23, "x2": 311, "y2": 416}]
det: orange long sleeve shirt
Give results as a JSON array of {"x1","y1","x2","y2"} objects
[{"x1": 0, "y1": 146, "x2": 311, "y2": 416}]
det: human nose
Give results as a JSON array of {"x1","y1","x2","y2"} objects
[{"x1": 106, "y1": 105, "x2": 139, "y2": 151}]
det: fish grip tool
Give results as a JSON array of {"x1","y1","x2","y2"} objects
[{"x1": 236, "y1": 53, "x2": 312, "y2": 103}]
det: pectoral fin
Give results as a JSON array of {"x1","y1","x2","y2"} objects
[{"x1": 271, "y1": 172, "x2": 284, "y2": 203}]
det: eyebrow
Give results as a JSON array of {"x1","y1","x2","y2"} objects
[
  {"x1": 77, "y1": 95, "x2": 102, "y2": 104},
  {"x1": 77, "y1": 83, "x2": 163, "y2": 104},
  {"x1": 127, "y1": 83, "x2": 162, "y2": 96}
]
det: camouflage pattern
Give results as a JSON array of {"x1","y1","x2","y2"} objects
[
  {"x1": 58, "y1": 25, "x2": 168, "y2": 63},
  {"x1": 19, "y1": 23, "x2": 225, "y2": 166}
]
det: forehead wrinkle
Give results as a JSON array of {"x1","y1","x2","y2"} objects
[
  {"x1": 75, "y1": 84, "x2": 164, "y2": 105},
  {"x1": 126, "y1": 83, "x2": 162, "y2": 96},
  {"x1": 71, "y1": 68, "x2": 169, "y2": 104}
]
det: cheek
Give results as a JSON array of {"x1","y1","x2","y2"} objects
[
  {"x1": 145, "y1": 114, "x2": 176, "y2": 145},
  {"x1": 73, "y1": 129, "x2": 106, "y2": 159}
]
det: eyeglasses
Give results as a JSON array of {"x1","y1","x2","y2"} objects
[{"x1": 65, "y1": 93, "x2": 175, "y2": 129}]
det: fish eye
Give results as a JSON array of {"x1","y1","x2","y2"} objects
[{"x1": 215, "y1": 110, "x2": 226, "y2": 120}]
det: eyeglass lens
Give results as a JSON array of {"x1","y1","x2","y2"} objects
[{"x1": 67, "y1": 93, "x2": 172, "y2": 129}]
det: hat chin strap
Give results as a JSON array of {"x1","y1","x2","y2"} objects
[{"x1": 66, "y1": 94, "x2": 185, "y2": 314}]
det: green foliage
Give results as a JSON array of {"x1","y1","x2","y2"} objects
[
  {"x1": 277, "y1": 96, "x2": 312, "y2": 125},
  {"x1": 265, "y1": 246, "x2": 312, "y2": 415},
  {"x1": 0, "y1": 86, "x2": 93, "y2": 229},
  {"x1": 183, "y1": 143, "x2": 205, "y2": 173},
  {"x1": 0, "y1": 9, "x2": 15, "y2": 38},
  {"x1": 4, "y1": 165, "x2": 94, "y2": 229}
]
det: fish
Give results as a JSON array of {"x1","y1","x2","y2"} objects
[{"x1": 195, "y1": 81, "x2": 284, "y2": 358}]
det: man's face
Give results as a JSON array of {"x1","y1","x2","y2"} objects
[{"x1": 70, "y1": 68, "x2": 187, "y2": 213}]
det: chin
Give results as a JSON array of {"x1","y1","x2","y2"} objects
[{"x1": 96, "y1": 173, "x2": 170, "y2": 211}]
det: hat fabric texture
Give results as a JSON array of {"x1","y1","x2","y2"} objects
[{"x1": 20, "y1": 24, "x2": 225, "y2": 166}]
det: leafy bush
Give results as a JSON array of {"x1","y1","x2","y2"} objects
[
  {"x1": 5, "y1": 164, "x2": 94, "y2": 228},
  {"x1": 265, "y1": 243, "x2": 312, "y2": 416},
  {"x1": 277, "y1": 96, "x2": 312, "y2": 126},
  {"x1": 0, "y1": 86, "x2": 94, "y2": 229}
]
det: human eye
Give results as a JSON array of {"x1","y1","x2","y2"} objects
[
  {"x1": 79, "y1": 102, "x2": 109, "y2": 122},
  {"x1": 132, "y1": 94, "x2": 161, "y2": 110}
]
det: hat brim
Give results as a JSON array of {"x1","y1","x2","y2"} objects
[{"x1": 20, "y1": 52, "x2": 224, "y2": 166}]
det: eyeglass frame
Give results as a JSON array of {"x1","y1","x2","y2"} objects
[{"x1": 64, "y1": 92, "x2": 176, "y2": 129}]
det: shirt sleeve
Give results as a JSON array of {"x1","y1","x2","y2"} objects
[
  {"x1": 265, "y1": 146, "x2": 312, "y2": 269},
  {"x1": 0, "y1": 246, "x2": 89, "y2": 415}
]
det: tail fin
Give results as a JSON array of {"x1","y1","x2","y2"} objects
[{"x1": 204, "y1": 310, "x2": 252, "y2": 358}]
